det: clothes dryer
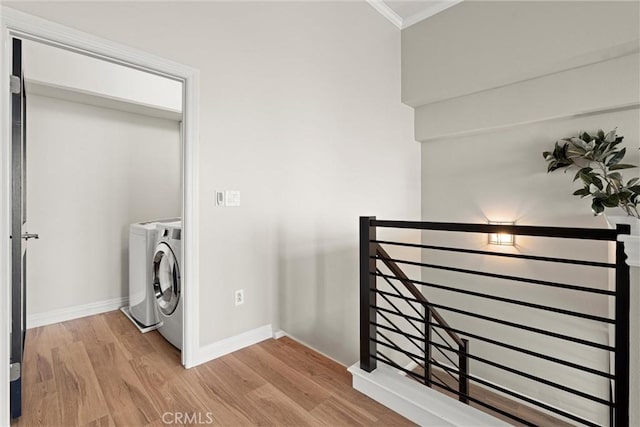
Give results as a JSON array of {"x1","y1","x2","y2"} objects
[{"x1": 152, "y1": 221, "x2": 182, "y2": 349}]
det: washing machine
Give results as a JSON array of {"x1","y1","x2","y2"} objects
[
  {"x1": 153, "y1": 221, "x2": 183, "y2": 349},
  {"x1": 125, "y1": 218, "x2": 179, "y2": 330}
]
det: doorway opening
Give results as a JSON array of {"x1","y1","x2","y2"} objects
[{"x1": 2, "y1": 11, "x2": 199, "y2": 423}]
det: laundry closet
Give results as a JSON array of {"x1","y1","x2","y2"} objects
[{"x1": 22, "y1": 40, "x2": 184, "y2": 350}]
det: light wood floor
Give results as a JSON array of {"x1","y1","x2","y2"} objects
[{"x1": 12, "y1": 311, "x2": 414, "y2": 427}]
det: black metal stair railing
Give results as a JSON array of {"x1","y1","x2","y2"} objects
[{"x1": 359, "y1": 216, "x2": 631, "y2": 427}]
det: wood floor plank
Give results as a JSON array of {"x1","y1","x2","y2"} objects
[
  {"x1": 61, "y1": 315, "x2": 117, "y2": 352},
  {"x1": 101, "y1": 310, "x2": 139, "y2": 336},
  {"x1": 82, "y1": 414, "x2": 115, "y2": 427},
  {"x1": 13, "y1": 311, "x2": 412, "y2": 427},
  {"x1": 180, "y1": 357, "x2": 270, "y2": 426},
  {"x1": 309, "y1": 397, "x2": 374, "y2": 426},
  {"x1": 128, "y1": 351, "x2": 213, "y2": 426},
  {"x1": 86, "y1": 341, "x2": 160, "y2": 427},
  {"x1": 260, "y1": 338, "x2": 402, "y2": 425},
  {"x1": 11, "y1": 380, "x2": 61, "y2": 427},
  {"x1": 51, "y1": 341, "x2": 110, "y2": 426},
  {"x1": 246, "y1": 383, "x2": 326, "y2": 426},
  {"x1": 178, "y1": 364, "x2": 258, "y2": 426},
  {"x1": 233, "y1": 342, "x2": 332, "y2": 412},
  {"x1": 22, "y1": 326, "x2": 54, "y2": 384}
]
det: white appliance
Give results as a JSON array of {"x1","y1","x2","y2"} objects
[
  {"x1": 153, "y1": 221, "x2": 183, "y2": 349},
  {"x1": 124, "y1": 218, "x2": 178, "y2": 331}
]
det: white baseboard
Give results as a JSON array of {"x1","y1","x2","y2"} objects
[
  {"x1": 273, "y1": 329, "x2": 287, "y2": 339},
  {"x1": 27, "y1": 296, "x2": 129, "y2": 329},
  {"x1": 349, "y1": 363, "x2": 509, "y2": 427},
  {"x1": 271, "y1": 329, "x2": 347, "y2": 367},
  {"x1": 191, "y1": 324, "x2": 273, "y2": 367}
]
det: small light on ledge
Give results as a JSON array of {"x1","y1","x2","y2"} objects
[{"x1": 488, "y1": 221, "x2": 515, "y2": 246}]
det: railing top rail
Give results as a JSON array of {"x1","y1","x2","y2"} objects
[{"x1": 370, "y1": 219, "x2": 629, "y2": 241}]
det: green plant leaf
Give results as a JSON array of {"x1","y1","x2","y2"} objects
[
  {"x1": 591, "y1": 199, "x2": 605, "y2": 215},
  {"x1": 579, "y1": 172, "x2": 594, "y2": 185},
  {"x1": 604, "y1": 129, "x2": 617, "y2": 143},
  {"x1": 573, "y1": 187, "x2": 591, "y2": 198},
  {"x1": 602, "y1": 194, "x2": 620, "y2": 208},
  {"x1": 542, "y1": 151, "x2": 551, "y2": 160},
  {"x1": 609, "y1": 164, "x2": 636, "y2": 171},
  {"x1": 596, "y1": 130, "x2": 604, "y2": 140},
  {"x1": 628, "y1": 185, "x2": 640, "y2": 194},
  {"x1": 608, "y1": 172, "x2": 622, "y2": 182},
  {"x1": 591, "y1": 176, "x2": 604, "y2": 190},
  {"x1": 607, "y1": 147, "x2": 626, "y2": 167},
  {"x1": 573, "y1": 167, "x2": 593, "y2": 182},
  {"x1": 627, "y1": 177, "x2": 639, "y2": 187}
]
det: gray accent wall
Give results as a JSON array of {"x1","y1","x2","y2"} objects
[{"x1": 403, "y1": 1, "x2": 639, "y2": 425}]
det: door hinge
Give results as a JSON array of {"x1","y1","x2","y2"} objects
[
  {"x1": 10, "y1": 75, "x2": 21, "y2": 94},
  {"x1": 10, "y1": 363, "x2": 20, "y2": 381}
]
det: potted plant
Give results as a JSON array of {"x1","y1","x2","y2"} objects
[
  {"x1": 543, "y1": 128, "x2": 639, "y2": 218},
  {"x1": 543, "y1": 128, "x2": 639, "y2": 262}
]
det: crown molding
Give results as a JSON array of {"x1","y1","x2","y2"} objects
[
  {"x1": 367, "y1": 0, "x2": 462, "y2": 30},
  {"x1": 367, "y1": 0, "x2": 403, "y2": 29},
  {"x1": 403, "y1": 1, "x2": 463, "y2": 29}
]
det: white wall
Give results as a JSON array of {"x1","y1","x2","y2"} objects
[
  {"x1": 26, "y1": 94, "x2": 181, "y2": 321},
  {"x1": 402, "y1": 1, "x2": 639, "y2": 425},
  {"x1": 6, "y1": 2, "x2": 420, "y2": 365}
]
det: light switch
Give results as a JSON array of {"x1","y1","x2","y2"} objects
[
  {"x1": 225, "y1": 190, "x2": 241, "y2": 207},
  {"x1": 215, "y1": 191, "x2": 225, "y2": 206}
]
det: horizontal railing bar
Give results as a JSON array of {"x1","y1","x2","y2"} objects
[
  {"x1": 373, "y1": 239, "x2": 616, "y2": 269},
  {"x1": 375, "y1": 315, "x2": 425, "y2": 355},
  {"x1": 380, "y1": 348, "x2": 555, "y2": 427},
  {"x1": 374, "y1": 269, "x2": 615, "y2": 324},
  {"x1": 432, "y1": 328, "x2": 457, "y2": 366},
  {"x1": 373, "y1": 353, "x2": 425, "y2": 383},
  {"x1": 372, "y1": 321, "x2": 459, "y2": 369},
  {"x1": 372, "y1": 291, "x2": 615, "y2": 351},
  {"x1": 430, "y1": 321, "x2": 614, "y2": 380},
  {"x1": 377, "y1": 268, "x2": 427, "y2": 321},
  {"x1": 373, "y1": 302, "x2": 424, "y2": 324},
  {"x1": 430, "y1": 373, "x2": 451, "y2": 390},
  {"x1": 373, "y1": 302, "x2": 614, "y2": 379},
  {"x1": 377, "y1": 331, "x2": 425, "y2": 372},
  {"x1": 371, "y1": 337, "x2": 425, "y2": 364},
  {"x1": 418, "y1": 369, "x2": 537, "y2": 427},
  {"x1": 429, "y1": 380, "x2": 537, "y2": 427},
  {"x1": 374, "y1": 255, "x2": 615, "y2": 297},
  {"x1": 371, "y1": 220, "x2": 618, "y2": 241},
  {"x1": 430, "y1": 359, "x2": 601, "y2": 427},
  {"x1": 373, "y1": 321, "x2": 424, "y2": 347},
  {"x1": 375, "y1": 244, "x2": 464, "y2": 348},
  {"x1": 430, "y1": 341, "x2": 612, "y2": 407},
  {"x1": 378, "y1": 287, "x2": 426, "y2": 338}
]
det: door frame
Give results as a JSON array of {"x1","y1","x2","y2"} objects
[{"x1": 0, "y1": 7, "x2": 201, "y2": 423}]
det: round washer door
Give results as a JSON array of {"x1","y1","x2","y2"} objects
[{"x1": 152, "y1": 242, "x2": 181, "y2": 316}]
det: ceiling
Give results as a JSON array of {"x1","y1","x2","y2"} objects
[{"x1": 368, "y1": 0, "x2": 462, "y2": 29}]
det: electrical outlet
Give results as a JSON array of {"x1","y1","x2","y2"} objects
[{"x1": 234, "y1": 289, "x2": 245, "y2": 306}]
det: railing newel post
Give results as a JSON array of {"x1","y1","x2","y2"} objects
[
  {"x1": 360, "y1": 216, "x2": 377, "y2": 372},
  {"x1": 614, "y1": 224, "x2": 631, "y2": 427}
]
